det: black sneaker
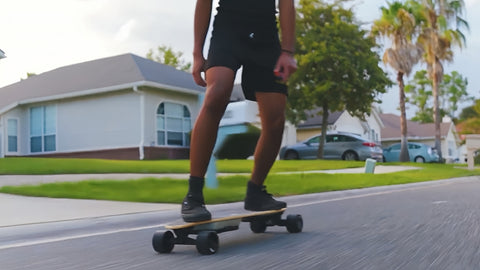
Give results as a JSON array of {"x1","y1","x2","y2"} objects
[
  {"x1": 244, "y1": 181, "x2": 287, "y2": 211},
  {"x1": 181, "y1": 194, "x2": 212, "y2": 222}
]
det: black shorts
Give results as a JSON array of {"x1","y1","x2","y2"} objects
[{"x1": 205, "y1": 14, "x2": 288, "y2": 101}]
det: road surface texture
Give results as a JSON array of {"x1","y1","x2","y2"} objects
[{"x1": 0, "y1": 176, "x2": 479, "y2": 269}]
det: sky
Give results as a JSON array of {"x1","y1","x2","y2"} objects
[{"x1": 0, "y1": 0, "x2": 479, "y2": 117}]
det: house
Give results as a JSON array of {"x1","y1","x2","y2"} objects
[
  {"x1": 295, "y1": 108, "x2": 384, "y2": 144},
  {"x1": 0, "y1": 53, "x2": 205, "y2": 160},
  {"x1": 380, "y1": 113, "x2": 461, "y2": 162}
]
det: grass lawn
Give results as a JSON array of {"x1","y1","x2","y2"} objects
[
  {"x1": 0, "y1": 157, "x2": 362, "y2": 174},
  {"x1": 0, "y1": 158, "x2": 479, "y2": 204}
]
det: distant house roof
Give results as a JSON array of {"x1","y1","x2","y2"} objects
[
  {"x1": 0, "y1": 53, "x2": 205, "y2": 113},
  {"x1": 297, "y1": 110, "x2": 344, "y2": 129},
  {"x1": 380, "y1": 113, "x2": 452, "y2": 141}
]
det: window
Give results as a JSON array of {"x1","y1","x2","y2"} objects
[
  {"x1": 7, "y1": 119, "x2": 18, "y2": 152},
  {"x1": 408, "y1": 144, "x2": 420, "y2": 150},
  {"x1": 342, "y1": 135, "x2": 357, "y2": 142},
  {"x1": 391, "y1": 144, "x2": 401, "y2": 150},
  {"x1": 156, "y1": 102, "x2": 191, "y2": 146},
  {"x1": 30, "y1": 105, "x2": 56, "y2": 153},
  {"x1": 308, "y1": 136, "x2": 320, "y2": 144},
  {"x1": 329, "y1": 135, "x2": 341, "y2": 143}
]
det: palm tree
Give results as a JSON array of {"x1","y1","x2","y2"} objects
[
  {"x1": 372, "y1": 1, "x2": 422, "y2": 162},
  {"x1": 410, "y1": 0, "x2": 469, "y2": 161}
]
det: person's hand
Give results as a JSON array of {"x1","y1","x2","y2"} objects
[
  {"x1": 274, "y1": 51, "x2": 297, "y2": 82},
  {"x1": 192, "y1": 55, "x2": 207, "y2": 87}
]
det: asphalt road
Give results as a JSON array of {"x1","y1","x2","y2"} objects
[{"x1": 1, "y1": 176, "x2": 480, "y2": 270}]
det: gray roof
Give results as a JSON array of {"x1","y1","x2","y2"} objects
[
  {"x1": 380, "y1": 113, "x2": 452, "y2": 140},
  {"x1": 0, "y1": 53, "x2": 205, "y2": 112},
  {"x1": 297, "y1": 110, "x2": 344, "y2": 129}
]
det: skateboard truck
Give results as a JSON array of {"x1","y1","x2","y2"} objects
[{"x1": 152, "y1": 208, "x2": 303, "y2": 255}]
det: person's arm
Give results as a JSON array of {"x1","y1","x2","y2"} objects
[
  {"x1": 274, "y1": 0, "x2": 297, "y2": 82},
  {"x1": 192, "y1": 0, "x2": 213, "y2": 87}
]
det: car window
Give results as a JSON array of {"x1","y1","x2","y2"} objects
[
  {"x1": 409, "y1": 144, "x2": 420, "y2": 149},
  {"x1": 391, "y1": 144, "x2": 401, "y2": 150},
  {"x1": 343, "y1": 135, "x2": 357, "y2": 142},
  {"x1": 326, "y1": 135, "x2": 333, "y2": 143},
  {"x1": 329, "y1": 136, "x2": 340, "y2": 143},
  {"x1": 307, "y1": 136, "x2": 320, "y2": 144}
]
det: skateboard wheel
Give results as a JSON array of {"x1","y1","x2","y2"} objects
[
  {"x1": 152, "y1": 230, "x2": 175, "y2": 253},
  {"x1": 286, "y1": 214, "x2": 303, "y2": 233},
  {"x1": 196, "y1": 231, "x2": 219, "y2": 255},
  {"x1": 250, "y1": 220, "x2": 267, "y2": 233}
]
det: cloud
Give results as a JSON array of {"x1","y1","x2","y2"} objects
[
  {"x1": 465, "y1": 0, "x2": 480, "y2": 7},
  {"x1": 114, "y1": 19, "x2": 137, "y2": 42}
]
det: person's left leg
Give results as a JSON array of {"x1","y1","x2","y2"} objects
[
  {"x1": 251, "y1": 92, "x2": 287, "y2": 185},
  {"x1": 244, "y1": 92, "x2": 287, "y2": 211}
]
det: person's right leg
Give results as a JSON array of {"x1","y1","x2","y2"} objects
[
  {"x1": 244, "y1": 92, "x2": 287, "y2": 211},
  {"x1": 181, "y1": 66, "x2": 236, "y2": 222}
]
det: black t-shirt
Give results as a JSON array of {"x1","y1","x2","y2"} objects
[{"x1": 216, "y1": 0, "x2": 277, "y2": 19}]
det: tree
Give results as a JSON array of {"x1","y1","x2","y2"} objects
[
  {"x1": 288, "y1": 0, "x2": 391, "y2": 159},
  {"x1": 372, "y1": 1, "x2": 422, "y2": 162},
  {"x1": 146, "y1": 45, "x2": 191, "y2": 71},
  {"x1": 457, "y1": 99, "x2": 480, "y2": 134},
  {"x1": 405, "y1": 70, "x2": 433, "y2": 123},
  {"x1": 405, "y1": 69, "x2": 470, "y2": 122},
  {"x1": 409, "y1": 0, "x2": 469, "y2": 161},
  {"x1": 460, "y1": 118, "x2": 480, "y2": 134},
  {"x1": 441, "y1": 70, "x2": 471, "y2": 119},
  {"x1": 459, "y1": 102, "x2": 479, "y2": 121}
]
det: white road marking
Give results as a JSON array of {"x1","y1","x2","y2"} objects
[
  {"x1": 0, "y1": 224, "x2": 165, "y2": 250},
  {"x1": 289, "y1": 182, "x2": 453, "y2": 208},
  {"x1": 432, "y1": 201, "x2": 449, "y2": 205}
]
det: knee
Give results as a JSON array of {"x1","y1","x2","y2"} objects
[
  {"x1": 201, "y1": 97, "x2": 227, "y2": 118},
  {"x1": 201, "y1": 89, "x2": 230, "y2": 118},
  {"x1": 263, "y1": 113, "x2": 286, "y2": 135}
]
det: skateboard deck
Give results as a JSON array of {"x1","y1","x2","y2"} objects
[{"x1": 152, "y1": 208, "x2": 302, "y2": 255}]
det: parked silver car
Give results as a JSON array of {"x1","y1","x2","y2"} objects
[{"x1": 279, "y1": 132, "x2": 383, "y2": 161}]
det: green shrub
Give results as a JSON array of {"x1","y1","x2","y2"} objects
[{"x1": 215, "y1": 125, "x2": 260, "y2": 159}]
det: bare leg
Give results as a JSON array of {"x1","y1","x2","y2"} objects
[
  {"x1": 182, "y1": 66, "x2": 235, "y2": 222},
  {"x1": 244, "y1": 92, "x2": 287, "y2": 211},
  {"x1": 190, "y1": 66, "x2": 236, "y2": 178},
  {"x1": 250, "y1": 92, "x2": 287, "y2": 186}
]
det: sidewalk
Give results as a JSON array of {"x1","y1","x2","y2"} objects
[
  {"x1": 0, "y1": 165, "x2": 418, "y2": 227},
  {"x1": 0, "y1": 193, "x2": 179, "y2": 227}
]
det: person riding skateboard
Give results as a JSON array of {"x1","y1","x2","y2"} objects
[{"x1": 182, "y1": 0, "x2": 297, "y2": 222}]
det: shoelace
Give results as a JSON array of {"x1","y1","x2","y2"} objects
[{"x1": 261, "y1": 186, "x2": 273, "y2": 197}]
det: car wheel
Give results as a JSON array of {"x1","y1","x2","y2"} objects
[
  {"x1": 285, "y1": 151, "x2": 300, "y2": 160},
  {"x1": 343, "y1": 151, "x2": 358, "y2": 161},
  {"x1": 414, "y1": 156, "x2": 425, "y2": 163}
]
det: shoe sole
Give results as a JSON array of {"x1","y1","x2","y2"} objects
[
  {"x1": 244, "y1": 203, "x2": 287, "y2": 211},
  {"x1": 182, "y1": 212, "x2": 212, "y2": 223}
]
